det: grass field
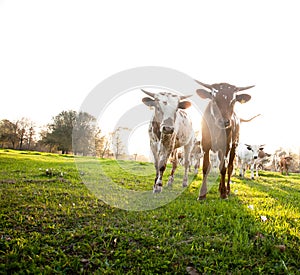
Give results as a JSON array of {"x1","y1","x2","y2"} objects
[{"x1": 0, "y1": 150, "x2": 299, "y2": 274}]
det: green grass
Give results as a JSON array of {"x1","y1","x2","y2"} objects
[{"x1": 0, "y1": 150, "x2": 299, "y2": 274}]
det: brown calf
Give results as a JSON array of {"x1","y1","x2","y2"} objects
[
  {"x1": 279, "y1": 156, "x2": 292, "y2": 175},
  {"x1": 195, "y1": 81, "x2": 254, "y2": 199}
]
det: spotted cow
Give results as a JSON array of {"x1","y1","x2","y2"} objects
[{"x1": 142, "y1": 90, "x2": 195, "y2": 193}]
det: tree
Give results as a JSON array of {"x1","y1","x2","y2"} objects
[
  {"x1": 111, "y1": 127, "x2": 130, "y2": 159},
  {"x1": 0, "y1": 119, "x2": 18, "y2": 148},
  {"x1": 16, "y1": 118, "x2": 35, "y2": 150},
  {"x1": 27, "y1": 126, "x2": 35, "y2": 150},
  {"x1": 43, "y1": 110, "x2": 77, "y2": 154},
  {"x1": 43, "y1": 110, "x2": 98, "y2": 155},
  {"x1": 39, "y1": 126, "x2": 57, "y2": 152},
  {"x1": 73, "y1": 112, "x2": 97, "y2": 156},
  {"x1": 94, "y1": 130, "x2": 112, "y2": 158}
]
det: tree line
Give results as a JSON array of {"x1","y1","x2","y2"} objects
[{"x1": 0, "y1": 110, "x2": 127, "y2": 158}]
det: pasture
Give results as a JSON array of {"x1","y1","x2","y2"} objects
[{"x1": 0, "y1": 150, "x2": 299, "y2": 274}]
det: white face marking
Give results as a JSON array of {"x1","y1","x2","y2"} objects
[
  {"x1": 212, "y1": 88, "x2": 218, "y2": 96},
  {"x1": 155, "y1": 93, "x2": 180, "y2": 127},
  {"x1": 229, "y1": 93, "x2": 236, "y2": 105}
]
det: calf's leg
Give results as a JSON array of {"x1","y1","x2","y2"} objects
[
  {"x1": 219, "y1": 159, "x2": 227, "y2": 199},
  {"x1": 198, "y1": 151, "x2": 210, "y2": 200},
  {"x1": 250, "y1": 163, "x2": 255, "y2": 179},
  {"x1": 167, "y1": 150, "x2": 178, "y2": 186},
  {"x1": 226, "y1": 146, "x2": 236, "y2": 195},
  {"x1": 153, "y1": 164, "x2": 165, "y2": 193},
  {"x1": 182, "y1": 143, "x2": 193, "y2": 187}
]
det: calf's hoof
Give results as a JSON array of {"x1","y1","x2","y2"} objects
[
  {"x1": 220, "y1": 193, "x2": 228, "y2": 199},
  {"x1": 197, "y1": 195, "x2": 206, "y2": 200},
  {"x1": 153, "y1": 185, "x2": 162, "y2": 193},
  {"x1": 182, "y1": 177, "x2": 188, "y2": 187},
  {"x1": 167, "y1": 177, "x2": 174, "y2": 187}
]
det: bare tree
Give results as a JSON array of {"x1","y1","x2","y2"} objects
[
  {"x1": 27, "y1": 126, "x2": 35, "y2": 150},
  {"x1": 111, "y1": 127, "x2": 130, "y2": 159},
  {"x1": 94, "y1": 130, "x2": 112, "y2": 158},
  {"x1": 16, "y1": 118, "x2": 35, "y2": 150}
]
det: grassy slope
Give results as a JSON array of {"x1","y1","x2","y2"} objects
[{"x1": 0, "y1": 150, "x2": 299, "y2": 274}]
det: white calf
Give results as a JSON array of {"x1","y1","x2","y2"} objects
[{"x1": 236, "y1": 144, "x2": 264, "y2": 179}]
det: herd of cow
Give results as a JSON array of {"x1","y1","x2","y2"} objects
[{"x1": 141, "y1": 81, "x2": 293, "y2": 200}]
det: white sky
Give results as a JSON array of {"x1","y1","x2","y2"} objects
[{"x1": 1, "y1": 1, "x2": 299, "y2": 155}]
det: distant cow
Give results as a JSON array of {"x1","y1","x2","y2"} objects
[
  {"x1": 195, "y1": 81, "x2": 254, "y2": 199},
  {"x1": 142, "y1": 90, "x2": 195, "y2": 193},
  {"x1": 176, "y1": 150, "x2": 184, "y2": 166},
  {"x1": 255, "y1": 150, "x2": 272, "y2": 170},
  {"x1": 175, "y1": 140, "x2": 202, "y2": 174},
  {"x1": 190, "y1": 139, "x2": 203, "y2": 174},
  {"x1": 209, "y1": 151, "x2": 221, "y2": 170},
  {"x1": 279, "y1": 156, "x2": 292, "y2": 175},
  {"x1": 237, "y1": 144, "x2": 264, "y2": 179},
  {"x1": 272, "y1": 154, "x2": 281, "y2": 172}
]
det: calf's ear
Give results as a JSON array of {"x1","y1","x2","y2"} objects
[
  {"x1": 142, "y1": 97, "x2": 155, "y2": 107},
  {"x1": 236, "y1": 94, "x2": 251, "y2": 104},
  {"x1": 196, "y1": 89, "x2": 212, "y2": 99},
  {"x1": 178, "y1": 101, "x2": 191, "y2": 109}
]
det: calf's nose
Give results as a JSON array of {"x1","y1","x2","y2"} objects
[
  {"x1": 217, "y1": 118, "x2": 231, "y2": 128},
  {"x1": 162, "y1": 126, "x2": 174, "y2": 134},
  {"x1": 224, "y1": 119, "x2": 230, "y2": 127}
]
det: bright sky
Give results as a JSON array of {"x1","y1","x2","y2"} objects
[{"x1": 1, "y1": 1, "x2": 299, "y2": 156}]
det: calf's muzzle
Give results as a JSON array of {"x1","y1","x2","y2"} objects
[
  {"x1": 161, "y1": 126, "x2": 174, "y2": 134},
  {"x1": 161, "y1": 117, "x2": 175, "y2": 134},
  {"x1": 217, "y1": 118, "x2": 231, "y2": 129}
]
